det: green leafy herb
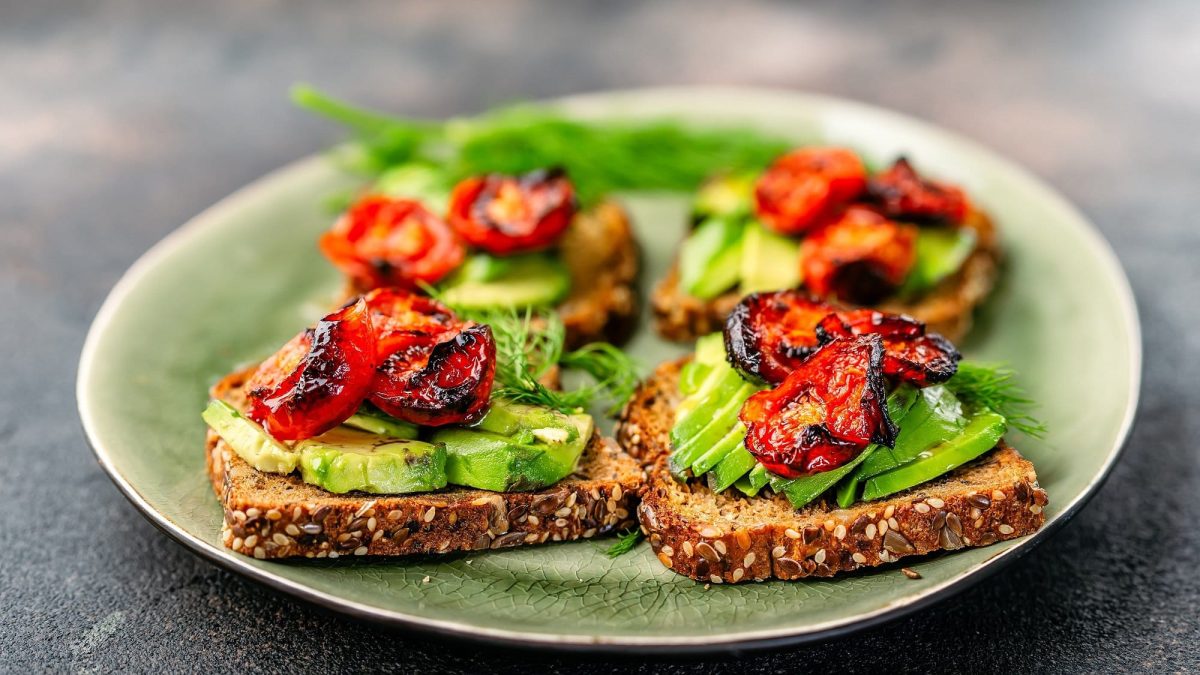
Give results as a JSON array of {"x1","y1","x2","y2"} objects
[
  {"x1": 946, "y1": 362, "x2": 1047, "y2": 438},
  {"x1": 439, "y1": 300, "x2": 641, "y2": 416},
  {"x1": 293, "y1": 84, "x2": 792, "y2": 205},
  {"x1": 605, "y1": 529, "x2": 644, "y2": 557}
]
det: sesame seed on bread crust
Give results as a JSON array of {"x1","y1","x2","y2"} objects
[
  {"x1": 616, "y1": 357, "x2": 1047, "y2": 583},
  {"x1": 651, "y1": 207, "x2": 1000, "y2": 343},
  {"x1": 206, "y1": 368, "x2": 644, "y2": 560}
]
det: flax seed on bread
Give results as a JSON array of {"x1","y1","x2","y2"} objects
[
  {"x1": 616, "y1": 357, "x2": 1047, "y2": 583},
  {"x1": 651, "y1": 207, "x2": 1000, "y2": 343},
  {"x1": 207, "y1": 368, "x2": 644, "y2": 560}
]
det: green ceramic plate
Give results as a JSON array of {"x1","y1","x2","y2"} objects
[{"x1": 77, "y1": 87, "x2": 1140, "y2": 652}]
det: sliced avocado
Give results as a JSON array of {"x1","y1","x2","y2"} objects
[
  {"x1": 859, "y1": 385, "x2": 966, "y2": 479},
  {"x1": 679, "y1": 216, "x2": 745, "y2": 300},
  {"x1": 435, "y1": 413, "x2": 592, "y2": 492},
  {"x1": 692, "y1": 422, "x2": 747, "y2": 475},
  {"x1": 297, "y1": 428, "x2": 447, "y2": 494},
  {"x1": 862, "y1": 411, "x2": 1007, "y2": 500},
  {"x1": 693, "y1": 173, "x2": 755, "y2": 220},
  {"x1": 452, "y1": 253, "x2": 513, "y2": 284},
  {"x1": 747, "y1": 464, "x2": 772, "y2": 493},
  {"x1": 343, "y1": 405, "x2": 419, "y2": 438},
  {"x1": 474, "y1": 399, "x2": 579, "y2": 440},
  {"x1": 738, "y1": 221, "x2": 803, "y2": 295},
  {"x1": 732, "y1": 474, "x2": 761, "y2": 497},
  {"x1": 678, "y1": 361, "x2": 713, "y2": 397},
  {"x1": 899, "y1": 228, "x2": 977, "y2": 297},
  {"x1": 672, "y1": 382, "x2": 757, "y2": 470},
  {"x1": 438, "y1": 253, "x2": 571, "y2": 310},
  {"x1": 202, "y1": 400, "x2": 298, "y2": 474},
  {"x1": 693, "y1": 332, "x2": 727, "y2": 366},
  {"x1": 375, "y1": 164, "x2": 451, "y2": 211},
  {"x1": 707, "y1": 443, "x2": 757, "y2": 493},
  {"x1": 671, "y1": 365, "x2": 745, "y2": 437},
  {"x1": 774, "y1": 445, "x2": 878, "y2": 510}
]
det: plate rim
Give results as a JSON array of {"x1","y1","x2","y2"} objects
[{"x1": 76, "y1": 85, "x2": 1142, "y2": 653}]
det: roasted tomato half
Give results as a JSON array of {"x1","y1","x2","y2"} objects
[
  {"x1": 866, "y1": 157, "x2": 970, "y2": 224},
  {"x1": 817, "y1": 309, "x2": 961, "y2": 386},
  {"x1": 740, "y1": 335, "x2": 894, "y2": 478},
  {"x1": 753, "y1": 147, "x2": 867, "y2": 235},
  {"x1": 724, "y1": 290, "x2": 837, "y2": 384},
  {"x1": 246, "y1": 299, "x2": 377, "y2": 441},
  {"x1": 361, "y1": 287, "x2": 463, "y2": 361},
  {"x1": 369, "y1": 324, "x2": 496, "y2": 427},
  {"x1": 800, "y1": 206, "x2": 917, "y2": 304},
  {"x1": 319, "y1": 195, "x2": 465, "y2": 290},
  {"x1": 447, "y1": 169, "x2": 576, "y2": 255}
]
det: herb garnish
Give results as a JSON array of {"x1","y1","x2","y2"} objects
[
  {"x1": 605, "y1": 529, "x2": 644, "y2": 557},
  {"x1": 292, "y1": 84, "x2": 792, "y2": 206},
  {"x1": 448, "y1": 303, "x2": 641, "y2": 417},
  {"x1": 946, "y1": 362, "x2": 1047, "y2": 438}
]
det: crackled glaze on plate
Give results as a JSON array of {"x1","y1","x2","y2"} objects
[{"x1": 77, "y1": 87, "x2": 1140, "y2": 651}]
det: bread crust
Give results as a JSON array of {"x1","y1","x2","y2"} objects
[
  {"x1": 207, "y1": 369, "x2": 643, "y2": 560},
  {"x1": 616, "y1": 357, "x2": 1048, "y2": 583},
  {"x1": 651, "y1": 208, "x2": 1000, "y2": 343}
]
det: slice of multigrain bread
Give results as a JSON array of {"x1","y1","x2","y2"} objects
[
  {"x1": 651, "y1": 208, "x2": 1000, "y2": 343},
  {"x1": 616, "y1": 358, "x2": 1047, "y2": 583},
  {"x1": 206, "y1": 369, "x2": 644, "y2": 560},
  {"x1": 344, "y1": 199, "x2": 640, "y2": 349}
]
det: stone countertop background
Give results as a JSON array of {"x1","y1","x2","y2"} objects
[{"x1": 2, "y1": 0, "x2": 1196, "y2": 671}]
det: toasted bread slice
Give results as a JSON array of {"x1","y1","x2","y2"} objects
[
  {"x1": 616, "y1": 358, "x2": 1047, "y2": 583},
  {"x1": 206, "y1": 369, "x2": 643, "y2": 560},
  {"x1": 651, "y1": 208, "x2": 1000, "y2": 343},
  {"x1": 344, "y1": 199, "x2": 639, "y2": 349}
]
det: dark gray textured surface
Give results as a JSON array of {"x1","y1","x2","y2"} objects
[{"x1": 2, "y1": 0, "x2": 1196, "y2": 671}]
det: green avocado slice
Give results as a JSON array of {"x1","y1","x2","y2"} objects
[
  {"x1": 738, "y1": 221, "x2": 802, "y2": 295},
  {"x1": 861, "y1": 411, "x2": 1007, "y2": 501},
  {"x1": 438, "y1": 252, "x2": 571, "y2": 310},
  {"x1": 202, "y1": 400, "x2": 298, "y2": 474},
  {"x1": 679, "y1": 216, "x2": 746, "y2": 300},
  {"x1": 296, "y1": 428, "x2": 447, "y2": 494},
  {"x1": 435, "y1": 409, "x2": 593, "y2": 492}
]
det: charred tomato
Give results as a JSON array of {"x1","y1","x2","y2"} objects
[
  {"x1": 447, "y1": 169, "x2": 576, "y2": 255},
  {"x1": 361, "y1": 287, "x2": 463, "y2": 362},
  {"x1": 739, "y1": 335, "x2": 894, "y2": 478},
  {"x1": 246, "y1": 299, "x2": 377, "y2": 441},
  {"x1": 724, "y1": 290, "x2": 837, "y2": 384},
  {"x1": 369, "y1": 324, "x2": 496, "y2": 427},
  {"x1": 800, "y1": 206, "x2": 917, "y2": 304},
  {"x1": 866, "y1": 157, "x2": 970, "y2": 224},
  {"x1": 319, "y1": 195, "x2": 465, "y2": 291},
  {"x1": 817, "y1": 309, "x2": 961, "y2": 386},
  {"x1": 753, "y1": 147, "x2": 867, "y2": 235}
]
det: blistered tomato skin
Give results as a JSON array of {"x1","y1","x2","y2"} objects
[
  {"x1": 361, "y1": 287, "x2": 462, "y2": 361},
  {"x1": 319, "y1": 196, "x2": 465, "y2": 291},
  {"x1": 800, "y1": 206, "x2": 917, "y2": 305},
  {"x1": 739, "y1": 335, "x2": 894, "y2": 478},
  {"x1": 369, "y1": 324, "x2": 497, "y2": 427},
  {"x1": 753, "y1": 147, "x2": 867, "y2": 235},
  {"x1": 246, "y1": 299, "x2": 378, "y2": 441},
  {"x1": 724, "y1": 291, "x2": 837, "y2": 384},
  {"x1": 866, "y1": 157, "x2": 970, "y2": 224},
  {"x1": 447, "y1": 169, "x2": 577, "y2": 255},
  {"x1": 818, "y1": 309, "x2": 961, "y2": 386}
]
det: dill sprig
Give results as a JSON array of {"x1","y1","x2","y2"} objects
[
  {"x1": 448, "y1": 303, "x2": 641, "y2": 416},
  {"x1": 946, "y1": 362, "x2": 1047, "y2": 438},
  {"x1": 605, "y1": 529, "x2": 644, "y2": 557},
  {"x1": 292, "y1": 84, "x2": 792, "y2": 206}
]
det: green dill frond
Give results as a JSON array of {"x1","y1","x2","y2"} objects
[
  {"x1": 293, "y1": 84, "x2": 792, "y2": 206},
  {"x1": 946, "y1": 362, "x2": 1047, "y2": 438},
  {"x1": 605, "y1": 529, "x2": 644, "y2": 557}
]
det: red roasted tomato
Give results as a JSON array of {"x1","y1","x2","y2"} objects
[
  {"x1": 739, "y1": 335, "x2": 894, "y2": 478},
  {"x1": 246, "y1": 299, "x2": 377, "y2": 440},
  {"x1": 361, "y1": 287, "x2": 463, "y2": 361},
  {"x1": 724, "y1": 290, "x2": 837, "y2": 384},
  {"x1": 369, "y1": 324, "x2": 497, "y2": 427},
  {"x1": 753, "y1": 147, "x2": 867, "y2": 235},
  {"x1": 800, "y1": 206, "x2": 917, "y2": 304},
  {"x1": 319, "y1": 195, "x2": 465, "y2": 290},
  {"x1": 447, "y1": 169, "x2": 576, "y2": 255},
  {"x1": 817, "y1": 309, "x2": 961, "y2": 386},
  {"x1": 866, "y1": 157, "x2": 970, "y2": 224}
]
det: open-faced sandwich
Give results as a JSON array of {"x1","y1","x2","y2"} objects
[
  {"x1": 320, "y1": 167, "x2": 639, "y2": 348},
  {"x1": 653, "y1": 147, "x2": 998, "y2": 342},
  {"x1": 202, "y1": 288, "x2": 644, "y2": 560},
  {"x1": 619, "y1": 290, "x2": 1046, "y2": 582}
]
